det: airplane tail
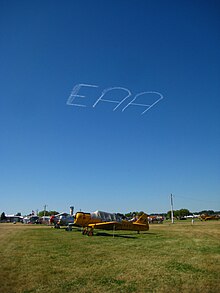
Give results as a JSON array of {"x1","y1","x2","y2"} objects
[{"x1": 135, "y1": 213, "x2": 149, "y2": 225}]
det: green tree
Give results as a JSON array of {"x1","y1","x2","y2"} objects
[
  {"x1": 38, "y1": 210, "x2": 59, "y2": 217},
  {"x1": 1, "y1": 212, "x2": 7, "y2": 221},
  {"x1": 38, "y1": 210, "x2": 49, "y2": 217},
  {"x1": 199, "y1": 210, "x2": 215, "y2": 215},
  {"x1": 167, "y1": 209, "x2": 191, "y2": 219},
  {"x1": 49, "y1": 211, "x2": 59, "y2": 216},
  {"x1": 179, "y1": 209, "x2": 190, "y2": 217},
  {"x1": 167, "y1": 211, "x2": 171, "y2": 219}
]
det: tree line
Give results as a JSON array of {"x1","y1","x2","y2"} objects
[{"x1": 1, "y1": 209, "x2": 220, "y2": 221}]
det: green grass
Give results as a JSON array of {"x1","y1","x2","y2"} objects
[{"x1": 0, "y1": 220, "x2": 220, "y2": 293}]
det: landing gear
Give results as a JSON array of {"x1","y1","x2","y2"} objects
[
  {"x1": 66, "y1": 225, "x2": 72, "y2": 231},
  {"x1": 82, "y1": 228, "x2": 88, "y2": 235},
  {"x1": 82, "y1": 227, "x2": 94, "y2": 236},
  {"x1": 88, "y1": 230, "x2": 94, "y2": 236}
]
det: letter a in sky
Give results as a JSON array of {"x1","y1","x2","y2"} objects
[
  {"x1": 93, "y1": 87, "x2": 131, "y2": 111},
  {"x1": 121, "y1": 91, "x2": 164, "y2": 115}
]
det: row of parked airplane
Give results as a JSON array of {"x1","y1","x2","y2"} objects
[{"x1": 50, "y1": 210, "x2": 150, "y2": 236}]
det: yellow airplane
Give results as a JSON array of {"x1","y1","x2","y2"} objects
[
  {"x1": 199, "y1": 214, "x2": 220, "y2": 221},
  {"x1": 73, "y1": 210, "x2": 149, "y2": 236}
]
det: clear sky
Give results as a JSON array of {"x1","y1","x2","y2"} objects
[{"x1": 1, "y1": 0, "x2": 220, "y2": 215}]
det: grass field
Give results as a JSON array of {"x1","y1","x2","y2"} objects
[{"x1": 0, "y1": 220, "x2": 220, "y2": 293}]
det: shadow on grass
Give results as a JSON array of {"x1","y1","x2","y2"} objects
[
  {"x1": 94, "y1": 231, "x2": 157, "y2": 238},
  {"x1": 95, "y1": 232, "x2": 137, "y2": 238}
]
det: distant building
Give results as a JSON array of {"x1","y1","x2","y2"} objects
[{"x1": 5, "y1": 215, "x2": 23, "y2": 223}]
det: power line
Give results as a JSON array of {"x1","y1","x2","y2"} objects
[{"x1": 175, "y1": 195, "x2": 219, "y2": 204}]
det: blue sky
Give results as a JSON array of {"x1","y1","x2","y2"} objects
[{"x1": 0, "y1": 0, "x2": 220, "y2": 215}]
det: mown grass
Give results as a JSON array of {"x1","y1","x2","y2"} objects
[{"x1": 0, "y1": 220, "x2": 220, "y2": 293}]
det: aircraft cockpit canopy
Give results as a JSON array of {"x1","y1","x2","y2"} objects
[{"x1": 91, "y1": 211, "x2": 122, "y2": 222}]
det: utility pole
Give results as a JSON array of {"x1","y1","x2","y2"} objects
[
  {"x1": 170, "y1": 194, "x2": 174, "y2": 224},
  {"x1": 44, "y1": 204, "x2": 47, "y2": 217}
]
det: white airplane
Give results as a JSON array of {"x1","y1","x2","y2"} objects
[{"x1": 50, "y1": 212, "x2": 74, "y2": 228}]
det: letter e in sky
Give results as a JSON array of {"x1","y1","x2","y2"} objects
[{"x1": 67, "y1": 84, "x2": 98, "y2": 107}]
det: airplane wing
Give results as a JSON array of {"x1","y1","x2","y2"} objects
[{"x1": 89, "y1": 221, "x2": 121, "y2": 230}]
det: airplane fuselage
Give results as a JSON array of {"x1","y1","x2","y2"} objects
[{"x1": 74, "y1": 211, "x2": 149, "y2": 233}]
